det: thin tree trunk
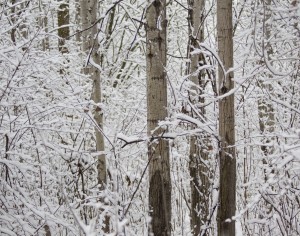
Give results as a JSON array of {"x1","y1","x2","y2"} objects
[
  {"x1": 256, "y1": 1, "x2": 276, "y2": 224},
  {"x1": 10, "y1": 0, "x2": 17, "y2": 44},
  {"x1": 146, "y1": 1, "x2": 171, "y2": 235},
  {"x1": 259, "y1": 0, "x2": 274, "y2": 138},
  {"x1": 75, "y1": 0, "x2": 81, "y2": 42},
  {"x1": 258, "y1": 0, "x2": 275, "y2": 182},
  {"x1": 187, "y1": 0, "x2": 209, "y2": 235},
  {"x1": 216, "y1": 0, "x2": 236, "y2": 235},
  {"x1": 80, "y1": 0, "x2": 108, "y2": 232},
  {"x1": 57, "y1": 0, "x2": 70, "y2": 53},
  {"x1": 38, "y1": 0, "x2": 49, "y2": 51},
  {"x1": 10, "y1": 0, "x2": 30, "y2": 47}
]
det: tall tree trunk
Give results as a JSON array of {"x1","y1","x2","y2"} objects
[
  {"x1": 216, "y1": 0, "x2": 236, "y2": 235},
  {"x1": 38, "y1": 0, "x2": 49, "y2": 51},
  {"x1": 10, "y1": 0, "x2": 30, "y2": 47},
  {"x1": 75, "y1": 0, "x2": 81, "y2": 42},
  {"x1": 187, "y1": 0, "x2": 209, "y2": 235},
  {"x1": 146, "y1": 1, "x2": 171, "y2": 235},
  {"x1": 80, "y1": 0, "x2": 108, "y2": 232},
  {"x1": 256, "y1": 2, "x2": 276, "y2": 226},
  {"x1": 10, "y1": 0, "x2": 17, "y2": 44},
  {"x1": 258, "y1": 0, "x2": 275, "y2": 182},
  {"x1": 57, "y1": 0, "x2": 70, "y2": 53}
]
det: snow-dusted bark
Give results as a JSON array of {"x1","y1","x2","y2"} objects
[
  {"x1": 57, "y1": 0, "x2": 69, "y2": 53},
  {"x1": 80, "y1": 0, "x2": 108, "y2": 232},
  {"x1": 80, "y1": 0, "x2": 106, "y2": 191},
  {"x1": 217, "y1": 0, "x2": 236, "y2": 235},
  {"x1": 187, "y1": 0, "x2": 210, "y2": 235},
  {"x1": 146, "y1": 0, "x2": 171, "y2": 235},
  {"x1": 257, "y1": 0, "x2": 275, "y2": 180}
]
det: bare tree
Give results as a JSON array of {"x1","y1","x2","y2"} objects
[
  {"x1": 187, "y1": 0, "x2": 210, "y2": 235},
  {"x1": 257, "y1": 0, "x2": 275, "y2": 182},
  {"x1": 57, "y1": 0, "x2": 69, "y2": 53},
  {"x1": 146, "y1": 1, "x2": 171, "y2": 235},
  {"x1": 38, "y1": 0, "x2": 49, "y2": 51},
  {"x1": 216, "y1": 0, "x2": 236, "y2": 235},
  {"x1": 80, "y1": 0, "x2": 109, "y2": 232}
]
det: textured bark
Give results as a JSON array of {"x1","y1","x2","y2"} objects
[
  {"x1": 216, "y1": 0, "x2": 236, "y2": 235},
  {"x1": 80, "y1": 0, "x2": 106, "y2": 190},
  {"x1": 10, "y1": 0, "x2": 17, "y2": 44},
  {"x1": 75, "y1": 0, "x2": 81, "y2": 42},
  {"x1": 38, "y1": 1, "x2": 49, "y2": 51},
  {"x1": 258, "y1": 0, "x2": 275, "y2": 181},
  {"x1": 146, "y1": 1, "x2": 171, "y2": 235},
  {"x1": 80, "y1": 0, "x2": 108, "y2": 232},
  {"x1": 57, "y1": 0, "x2": 70, "y2": 53},
  {"x1": 258, "y1": 0, "x2": 274, "y2": 135},
  {"x1": 10, "y1": 0, "x2": 30, "y2": 47},
  {"x1": 187, "y1": 0, "x2": 209, "y2": 235}
]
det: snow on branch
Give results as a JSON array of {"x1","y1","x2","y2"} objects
[
  {"x1": 117, "y1": 132, "x2": 176, "y2": 148},
  {"x1": 117, "y1": 114, "x2": 214, "y2": 147}
]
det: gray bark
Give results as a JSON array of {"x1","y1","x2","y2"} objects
[
  {"x1": 10, "y1": 0, "x2": 30, "y2": 48},
  {"x1": 216, "y1": 0, "x2": 236, "y2": 235},
  {"x1": 75, "y1": 0, "x2": 81, "y2": 42},
  {"x1": 57, "y1": 0, "x2": 70, "y2": 53},
  {"x1": 258, "y1": 0, "x2": 275, "y2": 179},
  {"x1": 80, "y1": 0, "x2": 106, "y2": 190},
  {"x1": 146, "y1": 1, "x2": 171, "y2": 235},
  {"x1": 187, "y1": 0, "x2": 209, "y2": 235},
  {"x1": 80, "y1": 0, "x2": 108, "y2": 232}
]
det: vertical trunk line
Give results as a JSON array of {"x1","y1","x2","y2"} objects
[
  {"x1": 187, "y1": 0, "x2": 210, "y2": 235},
  {"x1": 58, "y1": 0, "x2": 70, "y2": 54},
  {"x1": 80, "y1": 0, "x2": 109, "y2": 233},
  {"x1": 146, "y1": 1, "x2": 171, "y2": 235},
  {"x1": 217, "y1": 0, "x2": 236, "y2": 235}
]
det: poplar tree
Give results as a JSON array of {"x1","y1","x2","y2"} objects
[
  {"x1": 80, "y1": 0, "x2": 109, "y2": 232},
  {"x1": 216, "y1": 0, "x2": 236, "y2": 235},
  {"x1": 146, "y1": 1, "x2": 171, "y2": 235},
  {"x1": 57, "y1": 0, "x2": 69, "y2": 53},
  {"x1": 258, "y1": 0, "x2": 275, "y2": 180},
  {"x1": 187, "y1": 0, "x2": 209, "y2": 235}
]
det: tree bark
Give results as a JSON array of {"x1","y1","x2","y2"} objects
[
  {"x1": 80, "y1": 0, "x2": 108, "y2": 232},
  {"x1": 10, "y1": 0, "x2": 30, "y2": 48},
  {"x1": 258, "y1": 0, "x2": 275, "y2": 182},
  {"x1": 146, "y1": 1, "x2": 171, "y2": 235},
  {"x1": 57, "y1": 0, "x2": 70, "y2": 53},
  {"x1": 216, "y1": 0, "x2": 236, "y2": 235},
  {"x1": 187, "y1": 0, "x2": 209, "y2": 235}
]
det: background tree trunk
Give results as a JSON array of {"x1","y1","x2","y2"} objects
[
  {"x1": 258, "y1": 0, "x2": 275, "y2": 182},
  {"x1": 57, "y1": 0, "x2": 69, "y2": 53},
  {"x1": 187, "y1": 0, "x2": 209, "y2": 235},
  {"x1": 216, "y1": 0, "x2": 236, "y2": 235},
  {"x1": 80, "y1": 0, "x2": 108, "y2": 232},
  {"x1": 146, "y1": 1, "x2": 171, "y2": 235}
]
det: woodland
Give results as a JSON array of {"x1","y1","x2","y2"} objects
[{"x1": 0, "y1": 0, "x2": 300, "y2": 235}]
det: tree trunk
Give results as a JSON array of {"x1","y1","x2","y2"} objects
[
  {"x1": 146, "y1": 1, "x2": 171, "y2": 235},
  {"x1": 10, "y1": 0, "x2": 30, "y2": 48},
  {"x1": 75, "y1": 0, "x2": 81, "y2": 42},
  {"x1": 258, "y1": 0, "x2": 275, "y2": 182},
  {"x1": 80, "y1": 0, "x2": 108, "y2": 232},
  {"x1": 216, "y1": 0, "x2": 236, "y2": 235},
  {"x1": 187, "y1": 0, "x2": 209, "y2": 235},
  {"x1": 57, "y1": 0, "x2": 70, "y2": 53}
]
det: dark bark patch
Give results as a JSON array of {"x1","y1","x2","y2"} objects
[
  {"x1": 147, "y1": 52, "x2": 154, "y2": 58},
  {"x1": 220, "y1": 86, "x2": 228, "y2": 94},
  {"x1": 153, "y1": 0, "x2": 161, "y2": 9},
  {"x1": 151, "y1": 74, "x2": 164, "y2": 80},
  {"x1": 149, "y1": 171, "x2": 170, "y2": 236}
]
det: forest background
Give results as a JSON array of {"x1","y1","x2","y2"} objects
[{"x1": 0, "y1": 0, "x2": 299, "y2": 235}]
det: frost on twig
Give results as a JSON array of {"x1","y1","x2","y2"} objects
[{"x1": 117, "y1": 114, "x2": 214, "y2": 148}]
